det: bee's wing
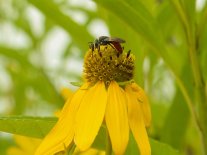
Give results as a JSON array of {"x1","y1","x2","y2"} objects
[
  {"x1": 99, "y1": 36, "x2": 109, "y2": 41},
  {"x1": 111, "y1": 42, "x2": 123, "y2": 53},
  {"x1": 105, "y1": 37, "x2": 126, "y2": 43}
]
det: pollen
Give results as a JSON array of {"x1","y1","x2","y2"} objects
[{"x1": 83, "y1": 45, "x2": 135, "y2": 86}]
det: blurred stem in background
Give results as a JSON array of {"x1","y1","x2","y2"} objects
[{"x1": 171, "y1": 1, "x2": 207, "y2": 154}]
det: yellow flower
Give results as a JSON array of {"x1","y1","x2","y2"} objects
[{"x1": 35, "y1": 42, "x2": 151, "y2": 155}]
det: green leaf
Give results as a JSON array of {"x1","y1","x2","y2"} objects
[
  {"x1": 28, "y1": 0, "x2": 93, "y2": 51},
  {"x1": 0, "y1": 138, "x2": 13, "y2": 155},
  {"x1": 170, "y1": 0, "x2": 196, "y2": 45},
  {"x1": 160, "y1": 87, "x2": 190, "y2": 149},
  {"x1": 181, "y1": 0, "x2": 196, "y2": 27},
  {"x1": 150, "y1": 138, "x2": 180, "y2": 155},
  {"x1": 70, "y1": 82, "x2": 83, "y2": 87},
  {"x1": 0, "y1": 116, "x2": 179, "y2": 154},
  {"x1": 126, "y1": 133, "x2": 180, "y2": 155},
  {"x1": 0, "y1": 116, "x2": 57, "y2": 138},
  {"x1": 161, "y1": 63, "x2": 193, "y2": 149},
  {"x1": 0, "y1": 46, "x2": 31, "y2": 67},
  {"x1": 0, "y1": 46, "x2": 64, "y2": 109},
  {"x1": 125, "y1": 132, "x2": 180, "y2": 155},
  {"x1": 94, "y1": 0, "x2": 164, "y2": 52},
  {"x1": 123, "y1": 0, "x2": 155, "y2": 23}
]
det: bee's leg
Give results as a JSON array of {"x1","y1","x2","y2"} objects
[
  {"x1": 109, "y1": 43, "x2": 115, "y2": 50},
  {"x1": 98, "y1": 45, "x2": 100, "y2": 52},
  {"x1": 99, "y1": 51, "x2": 102, "y2": 57},
  {"x1": 127, "y1": 50, "x2": 131, "y2": 58},
  {"x1": 104, "y1": 46, "x2": 108, "y2": 51}
]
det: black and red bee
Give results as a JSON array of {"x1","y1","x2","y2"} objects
[{"x1": 89, "y1": 36, "x2": 125, "y2": 53}]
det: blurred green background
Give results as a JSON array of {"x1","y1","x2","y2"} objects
[{"x1": 1, "y1": 0, "x2": 207, "y2": 155}]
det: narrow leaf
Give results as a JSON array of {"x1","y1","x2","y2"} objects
[
  {"x1": 126, "y1": 133, "x2": 180, "y2": 155},
  {"x1": 0, "y1": 116, "x2": 57, "y2": 138},
  {"x1": 161, "y1": 64, "x2": 193, "y2": 149}
]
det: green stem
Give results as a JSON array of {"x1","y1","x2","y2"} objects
[
  {"x1": 106, "y1": 130, "x2": 112, "y2": 155},
  {"x1": 187, "y1": 20, "x2": 207, "y2": 155},
  {"x1": 197, "y1": 4, "x2": 207, "y2": 43},
  {"x1": 193, "y1": 9, "x2": 207, "y2": 153},
  {"x1": 195, "y1": 83, "x2": 207, "y2": 155},
  {"x1": 174, "y1": 76, "x2": 200, "y2": 128},
  {"x1": 171, "y1": 1, "x2": 207, "y2": 154},
  {"x1": 68, "y1": 144, "x2": 76, "y2": 155}
]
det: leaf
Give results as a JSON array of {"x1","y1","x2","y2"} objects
[
  {"x1": 0, "y1": 46, "x2": 31, "y2": 67},
  {"x1": 123, "y1": 0, "x2": 155, "y2": 23},
  {"x1": 150, "y1": 138, "x2": 180, "y2": 155},
  {"x1": 180, "y1": 0, "x2": 196, "y2": 27},
  {"x1": 0, "y1": 116, "x2": 179, "y2": 154},
  {"x1": 0, "y1": 46, "x2": 64, "y2": 109},
  {"x1": 160, "y1": 87, "x2": 190, "y2": 149},
  {"x1": 28, "y1": 0, "x2": 93, "y2": 51},
  {"x1": 161, "y1": 63, "x2": 193, "y2": 149},
  {"x1": 95, "y1": 0, "x2": 163, "y2": 52},
  {"x1": 70, "y1": 82, "x2": 83, "y2": 87},
  {"x1": 0, "y1": 116, "x2": 57, "y2": 138},
  {"x1": 170, "y1": 0, "x2": 196, "y2": 45},
  {"x1": 126, "y1": 133, "x2": 180, "y2": 155},
  {"x1": 0, "y1": 138, "x2": 13, "y2": 155}
]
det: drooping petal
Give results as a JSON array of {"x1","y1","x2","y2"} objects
[
  {"x1": 125, "y1": 85, "x2": 151, "y2": 155},
  {"x1": 35, "y1": 83, "x2": 88, "y2": 155},
  {"x1": 74, "y1": 81, "x2": 107, "y2": 151},
  {"x1": 105, "y1": 81, "x2": 129, "y2": 155},
  {"x1": 130, "y1": 83, "x2": 151, "y2": 127}
]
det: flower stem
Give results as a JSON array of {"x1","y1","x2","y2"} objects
[
  {"x1": 188, "y1": 28, "x2": 207, "y2": 155},
  {"x1": 195, "y1": 84, "x2": 207, "y2": 155},
  {"x1": 68, "y1": 144, "x2": 76, "y2": 155},
  {"x1": 106, "y1": 130, "x2": 112, "y2": 155}
]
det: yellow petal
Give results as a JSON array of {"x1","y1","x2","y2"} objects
[
  {"x1": 130, "y1": 83, "x2": 151, "y2": 127},
  {"x1": 7, "y1": 147, "x2": 25, "y2": 155},
  {"x1": 105, "y1": 81, "x2": 129, "y2": 155},
  {"x1": 125, "y1": 86, "x2": 151, "y2": 155},
  {"x1": 61, "y1": 87, "x2": 74, "y2": 101},
  {"x1": 35, "y1": 83, "x2": 88, "y2": 155},
  {"x1": 74, "y1": 82, "x2": 107, "y2": 151}
]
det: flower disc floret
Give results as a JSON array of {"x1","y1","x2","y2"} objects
[{"x1": 83, "y1": 45, "x2": 135, "y2": 86}]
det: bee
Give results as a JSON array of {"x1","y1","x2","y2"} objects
[{"x1": 89, "y1": 36, "x2": 125, "y2": 53}]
